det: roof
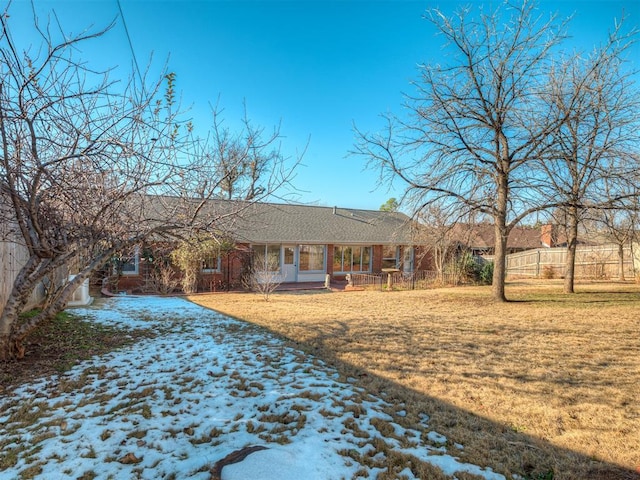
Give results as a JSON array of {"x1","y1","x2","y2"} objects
[
  {"x1": 231, "y1": 202, "x2": 412, "y2": 245},
  {"x1": 144, "y1": 196, "x2": 412, "y2": 245},
  {"x1": 450, "y1": 223, "x2": 542, "y2": 250}
]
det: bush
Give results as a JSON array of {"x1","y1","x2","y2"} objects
[
  {"x1": 478, "y1": 261, "x2": 494, "y2": 285},
  {"x1": 453, "y1": 252, "x2": 493, "y2": 285},
  {"x1": 171, "y1": 236, "x2": 233, "y2": 294},
  {"x1": 242, "y1": 257, "x2": 282, "y2": 301},
  {"x1": 541, "y1": 265, "x2": 555, "y2": 279}
]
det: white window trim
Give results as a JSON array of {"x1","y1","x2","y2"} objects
[
  {"x1": 202, "y1": 256, "x2": 222, "y2": 273},
  {"x1": 382, "y1": 246, "x2": 400, "y2": 270},
  {"x1": 333, "y1": 245, "x2": 373, "y2": 274},
  {"x1": 252, "y1": 244, "x2": 282, "y2": 272},
  {"x1": 298, "y1": 244, "x2": 326, "y2": 272},
  {"x1": 121, "y1": 248, "x2": 140, "y2": 276}
]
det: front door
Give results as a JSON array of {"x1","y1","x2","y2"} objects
[{"x1": 282, "y1": 245, "x2": 297, "y2": 282}]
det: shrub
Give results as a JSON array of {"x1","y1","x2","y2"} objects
[
  {"x1": 541, "y1": 265, "x2": 555, "y2": 279},
  {"x1": 171, "y1": 236, "x2": 234, "y2": 294},
  {"x1": 242, "y1": 256, "x2": 282, "y2": 301},
  {"x1": 451, "y1": 251, "x2": 492, "y2": 285},
  {"x1": 478, "y1": 261, "x2": 494, "y2": 285},
  {"x1": 141, "y1": 245, "x2": 179, "y2": 294}
]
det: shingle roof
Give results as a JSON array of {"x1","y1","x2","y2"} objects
[
  {"x1": 144, "y1": 196, "x2": 412, "y2": 245},
  {"x1": 450, "y1": 223, "x2": 542, "y2": 250},
  {"x1": 231, "y1": 202, "x2": 412, "y2": 245}
]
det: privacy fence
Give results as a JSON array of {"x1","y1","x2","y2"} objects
[
  {"x1": 0, "y1": 237, "x2": 45, "y2": 313},
  {"x1": 505, "y1": 244, "x2": 637, "y2": 280}
]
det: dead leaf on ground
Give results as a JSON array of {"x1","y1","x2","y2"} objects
[{"x1": 118, "y1": 452, "x2": 142, "y2": 464}]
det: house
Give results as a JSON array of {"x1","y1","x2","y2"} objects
[
  {"x1": 115, "y1": 201, "x2": 422, "y2": 293},
  {"x1": 450, "y1": 222, "x2": 544, "y2": 258},
  {"x1": 540, "y1": 223, "x2": 604, "y2": 248}
]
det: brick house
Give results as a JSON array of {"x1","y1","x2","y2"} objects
[{"x1": 115, "y1": 201, "x2": 422, "y2": 293}]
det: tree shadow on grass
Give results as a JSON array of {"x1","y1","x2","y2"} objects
[{"x1": 265, "y1": 321, "x2": 640, "y2": 480}]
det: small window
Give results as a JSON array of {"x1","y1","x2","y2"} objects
[
  {"x1": 120, "y1": 249, "x2": 139, "y2": 276},
  {"x1": 382, "y1": 246, "x2": 398, "y2": 270},
  {"x1": 402, "y1": 246, "x2": 414, "y2": 272},
  {"x1": 202, "y1": 255, "x2": 220, "y2": 273},
  {"x1": 283, "y1": 246, "x2": 295, "y2": 265}
]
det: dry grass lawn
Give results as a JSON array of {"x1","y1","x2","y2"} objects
[{"x1": 189, "y1": 280, "x2": 640, "y2": 480}]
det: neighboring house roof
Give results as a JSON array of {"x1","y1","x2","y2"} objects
[
  {"x1": 546, "y1": 229, "x2": 603, "y2": 248},
  {"x1": 451, "y1": 223, "x2": 542, "y2": 251},
  {"x1": 507, "y1": 225, "x2": 543, "y2": 250},
  {"x1": 145, "y1": 196, "x2": 413, "y2": 245}
]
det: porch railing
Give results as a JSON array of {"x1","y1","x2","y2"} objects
[{"x1": 347, "y1": 270, "x2": 458, "y2": 290}]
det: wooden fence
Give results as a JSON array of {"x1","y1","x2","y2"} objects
[
  {"x1": 0, "y1": 244, "x2": 45, "y2": 313},
  {"x1": 506, "y1": 244, "x2": 637, "y2": 279},
  {"x1": 0, "y1": 214, "x2": 45, "y2": 312}
]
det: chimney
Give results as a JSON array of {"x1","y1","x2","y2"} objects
[{"x1": 541, "y1": 224, "x2": 556, "y2": 248}]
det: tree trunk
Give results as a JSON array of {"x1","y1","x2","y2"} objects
[
  {"x1": 1, "y1": 249, "x2": 115, "y2": 360},
  {"x1": 492, "y1": 221, "x2": 508, "y2": 302},
  {"x1": 492, "y1": 163, "x2": 509, "y2": 302},
  {"x1": 1, "y1": 300, "x2": 31, "y2": 360},
  {"x1": 0, "y1": 256, "x2": 44, "y2": 360},
  {"x1": 14, "y1": 272, "x2": 89, "y2": 341},
  {"x1": 564, "y1": 207, "x2": 579, "y2": 294},
  {"x1": 617, "y1": 243, "x2": 625, "y2": 281},
  {"x1": 0, "y1": 334, "x2": 25, "y2": 361},
  {"x1": 0, "y1": 252, "x2": 77, "y2": 360}
]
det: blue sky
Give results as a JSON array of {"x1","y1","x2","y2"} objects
[{"x1": 10, "y1": 0, "x2": 640, "y2": 210}]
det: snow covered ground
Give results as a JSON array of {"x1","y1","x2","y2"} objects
[{"x1": 0, "y1": 296, "x2": 506, "y2": 480}]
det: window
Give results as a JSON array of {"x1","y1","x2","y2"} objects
[
  {"x1": 252, "y1": 244, "x2": 281, "y2": 271},
  {"x1": 382, "y1": 246, "x2": 399, "y2": 270},
  {"x1": 361, "y1": 246, "x2": 371, "y2": 272},
  {"x1": 402, "y1": 247, "x2": 414, "y2": 272},
  {"x1": 283, "y1": 246, "x2": 295, "y2": 265},
  {"x1": 120, "y1": 248, "x2": 139, "y2": 276},
  {"x1": 202, "y1": 255, "x2": 221, "y2": 272},
  {"x1": 299, "y1": 245, "x2": 325, "y2": 271},
  {"x1": 333, "y1": 245, "x2": 371, "y2": 273}
]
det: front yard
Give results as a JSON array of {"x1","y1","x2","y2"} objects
[{"x1": 191, "y1": 280, "x2": 640, "y2": 480}]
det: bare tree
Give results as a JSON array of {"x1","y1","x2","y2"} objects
[
  {"x1": 599, "y1": 209, "x2": 636, "y2": 281},
  {"x1": 210, "y1": 102, "x2": 297, "y2": 201},
  {"x1": 540, "y1": 18, "x2": 640, "y2": 293},
  {"x1": 0, "y1": 7, "x2": 299, "y2": 359},
  {"x1": 354, "y1": 1, "x2": 567, "y2": 301},
  {"x1": 411, "y1": 202, "x2": 462, "y2": 283},
  {"x1": 242, "y1": 253, "x2": 283, "y2": 301},
  {"x1": 584, "y1": 188, "x2": 640, "y2": 282}
]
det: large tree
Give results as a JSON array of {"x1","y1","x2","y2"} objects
[
  {"x1": 210, "y1": 102, "x2": 294, "y2": 201},
  {"x1": 354, "y1": 1, "x2": 566, "y2": 301},
  {"x1": 540, "y1": 20, "x2": 640, "y2": 293},
  {"x1": 0, "y1": 8, "x2": 298, "y2": 359}
]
